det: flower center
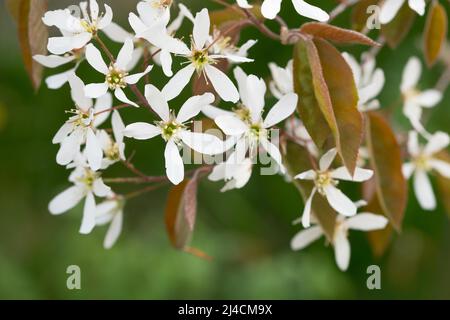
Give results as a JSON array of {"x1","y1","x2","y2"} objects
[
  {"x1": 105, "y1": 142, "x2": 120, "y2": 161},
  {"x1": 80, "y1": 19, "x2": 97, "y2": 34},
  {"x1": 158, "y1": 119, "x2": 184, "y2": 142},
  {"x1": 106, "y1": 66, "x2": 128, "y2": 90},
  {"x1": 414, "y1": 153, "x2": 431, "y2": 171},
  {"x1": 67, "y1": 109, "x2": 94, "y2": 128},
  {"x1": 77, "y1": 169, "x2": 99, "y2": 189},
  {"x1": 249, "y1": 123, "x2": 267, "y2": 141},
  {"x1": 403, "y1": 88, "x2": 420, "y2": 101},
  {"x1": 150, "y1": 0, "x2": 172, "y2": 9},
  {"x1": 234, "y1": 105, "x2": 252, "y2": 123},
  {"x1": 190, "y1": 49, "x2": 212, "y2": 71},
  {"x1": 314, "y1": 171, "x2": 337, "y2": 195}
]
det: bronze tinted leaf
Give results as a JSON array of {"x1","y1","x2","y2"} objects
[
  {"x1": 351, "y1": 0, "x2": 381, "y2": 32},
  {"x1": 366, "y1": 112, "x2": 407, "y2": 231},
  {"x1": 423, "y1": 1, "x2": 447, "y2": 67},
  {"x1": 299, "y1": 22, "x2": 380, "y2": 46},
  {"x1": 382, "y1": 2, "x2": 416, "y2": 48},
  {"x1": 366, "y1": 192, "x2": 394, "y2": 257},
  {"x1": 283, "y1": 140, "x2": 336, "y2": 241},
  {"x1": 312, "y1": 38, "x2": 363, "y2": 175}
]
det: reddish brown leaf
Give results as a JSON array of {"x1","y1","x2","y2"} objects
[
  {"x1": 299, "y1": 22, "x2": 380, "y2": 46},
  {"x1": 423, "y1": 1, "x2": 448, "y2": 67},
  {"x1": 351, "y1": 0, "x2": 381, "y2": 32},
  {"x1": 366, "y1": 193, "x2": 394, "y2": 257},
  {"x1": 366, "y1": 112, "x2": 408, "y2": 231}
]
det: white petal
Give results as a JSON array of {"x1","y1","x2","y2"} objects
[
  {"x1": 104, "y1": 211, "x2": 123, "y2": 249},
  {"x1": 90, "y1": 0, "x2": 99, "y2": 21},
  {"x1": 193, "y1": 8, "x2": 210, "y2": 49},
  {"x1": 177, "y1": 93, "x2": 215, "y2": 123},
  {"x1": 408, "y1": 0, "x2": 425, "y2": 16},
  {"x1": 414, "y1": 169, "x2": 436, "y2": 210},
  {"x1": 128, "y1": 12, "x2": 149, "y2": 34},
  {"x1": 124, "y1": 65, "x2": 153, "y2": 84},
  {"x1": 53, "y1": 123, "x2": 73, "y2": 144},
  {"x1": 380, "y1": 0, "x2": 405, "y2": 24},
  {"x1": 33, "y1": 54, "x2": 76, "y2": 68},
  {"x1": 402, "y1": 162, "x2": 415, "y2": 179},
  {"x1": 116, "y1": 38, "x2": 134, "y2": 71},
  {"x1": 215, "y1": 115, "x2": 248, "y2": 136},
  {"x1": 165, "y1": 140, "x2": 184, "y2": 185},
  {"x1": 85, "y1": 44, "x2": 109, "y2": 74},
  {"x1": 330, "y1": 166, "x2": 374, "y2": 182},
  {"x1": 236, "y1": 0, "x2": 253, "y2": 9},
  {"x1": 49, "y1": 186, "x2": 85, "y2": 215},
  {"x1": 291, "y1": 226, "x2": 323, "y2": 250},
  {"x1": 260, "y1": 138, "x2": 284, "y2": 168},
  {"x1": 114, "y1": 88, "x2": 139, "y2": 108},
  {"x1": 202, "y1": 105, "x2": 233, "y2": 119},
  {"x1": 84, "y1": 82, "x2": 109, "y2": 98},
  {"x1": 345, "y1": 213, "x2": 389, "y2": 231},
  {"x1": 45, "y1": 69, "x2": 75, "y2": 90},
  {"x1": 123, "y1": 122, "x2": 161, "y2": 140},
  {"x1": 97, "y1": 4, "x2": 113, "y2": 29},
  {"x1": 204, "y1": 65, "x2": 240, "y2": 103},
  {"x1": 93, "y1": 178, "x2": 111, "y2": 197},
  {"x1": 210, "y1": 54, "x2": 253, "y2": 63},
  {"x1": 408, "y1": 131, "x2": 420, "y2": 156},
  {"x1": 112, "y1": 110, "x2": 125, "y2": 145},
  {"x1": 245, "y1": 74, "x2": 267, "y2": 121},
  {"x1": 86, "y1": 128, "x2": 103, "y2": 171},
  {"x1": 291, "y1": 0, "x2": 330, "y2": 22},
  {"x1": 68, "y1": 73, "x2": 93, "y2": 112},
  {"x1": 47, "y1": 33, "x2": 91, "y2": 55},
  {"x1": 102, "y1": 22, "x2": 132, "y2": 43},
  {"x1": 319, "y1": 148, "x2": 337, "y2": 171},
  {"x1": 294, "y1": 169, "x2": 316, "y2": 180},
  {"x1": 301, "y1": 188, "x2": 316, "y2": 228},
  {"x1": 334, "y1": 230, "x2": 351, "y2": 271},
  {"x1": 144, "y1": 84, "x2": 170, "y2": 121},
  {"x1": 324, "y1": 185, "x2": 357, "y2": 216},
  {"x1": 93, "y1": 93, "x2": 113, "y2": 127},
  {"x1": 261, "y1": 0, "x2": 282, "y2": 20},
  {"x1": 180, "y1": 131, "x2": 225, "y2": 155},
  {"x1": 359, "y1": 69, "x2": 385, "y2": 104},
  {"x1": 263, "y1": 93, "x2": 298, "y2": 128},
  {"x1": 138, "y1": 26, "x2": 190, "y2": 55},
  {"x1": 56, "y1": 128, "x2": 83, "y2": 166},
  {"x1": 161, "y1": 64, "x2": 196, "y2": 101},
  {"x1": 429, "y1": 159, "x2": 450, "y2": 178},
  {"x1": 401, "y1": 56, "x2": 421, "y2": 93},
  {"x1": 412, "y1": 90, "x2": 442, "y2": 108},
  {"x1": 79, "y1": 192, "x2": 96, "y2": 234},
  {"x1": 425, "y1": 131, "x2": 450, "y2": 156},
  {"x1": 159, "y1": 49, "x2": 173, "y2": 77},
  {"x1": 342, "y1": 53, "x2": 361, "y2": 86}
]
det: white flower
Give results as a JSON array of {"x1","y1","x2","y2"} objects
[
  {"x1": 380, "y1": 0, "x2": 426, "y2": 24},
  {"x1": 123, "y1": 85, "x2": 225, "y2": 185},
  {"x1": 128, "y1": 1, "x2": 186, "y2": 77},
  {"x1": 294, "y1": 148, "x2": 374, "y2": 227},
  {"x1": 342, "y1": 52, "x2": 385, "y2": 112},
  {"x1": 54, "y1": 74, "x2": 112, "y2": 171},
  {"x1": 253, "y1": 0, "x2": 329, "y2": 21},
  {"x1": 403, "y1": 131, "x2": 450, "y2": 210},
  {"x1": 137, "y1": 8, "x2": 253, "y2": 102},
  {"x1": 401, "y1": 57, "x2": 442, "y2": 136},
  {"x1": 285, "y1": 117, "x2": 318, "y2": 157},
  {"x1": 268, "y1": 60, "x2": 293, "y2": 99},
  {"x1": 96, "y1": 197, "x2": 124, "y2": 249},
  {"x1": 291, "y1": 205, "x2": 389, "y2": 271},
  {"x1": 49, "y1": 164, "x2": 112, "y2": 234},
  {"x1": 236, "y1": 0, "x2": 253, "y2": 9},
  {"x1": 209, "y1": 156, "x2": 254, "y2": 192},
  {"x1": 43, "y1": 0, "x2": 113, "y2": 54},
  {"x1": 33, "y1": 50, "x2": 84, "y2": 89},
  {"x1": 98, "y1": 110, "x2": 126, "y2": 169},
  {"x1": 214, "y1": 67, "x2": 298, "y2": 171},
  {"x1": 84, "y1": 38, "x2": 153, "y2": 107}
]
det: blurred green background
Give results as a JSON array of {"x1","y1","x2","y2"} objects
[{"x1": 0, "y1": 0, "x2": 449, "y2": 299}]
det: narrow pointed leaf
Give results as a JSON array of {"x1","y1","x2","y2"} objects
[
  {"x1": 366, "y1": 192, "x2": 394, "y2": 257},
  {"x1": 423, "y1": 1, "x2": 447, "y2": 67},
  {"x1": 299, "y1": 23, "x2": 380, "y2": 46}
]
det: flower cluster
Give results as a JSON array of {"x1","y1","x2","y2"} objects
[{"x1": 32, "y1": 0, "x2": 450, "y2": 273}]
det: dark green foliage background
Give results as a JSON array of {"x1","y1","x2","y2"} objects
[{"x1": 0, "y1": 0, "x2": 448, "y2": 299}]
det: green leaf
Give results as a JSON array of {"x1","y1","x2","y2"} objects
[
  {"x1": 283, "y1": 140, "x2": 336, "y2": 241},
  {"x1": 8, "y1": 0, "x2": 48, "y2": 91},
  {"x1": 299, "y1": 23, "x2": 380, "y2": 46},
  {"x1": 382, "y1": 2, "x2": 416, "y2": 48},
  {"x1": 366, "y1": 112, "x2": 408, "y2": 231},
  {"x1": 423, "y1": 0, "x2": 447, "y2": 67}
]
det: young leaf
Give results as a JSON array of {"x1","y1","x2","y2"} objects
[
  {"x1": 382, "y1": 2, "x2": 416, "y2": 48},
  {"x1": 293, "y1": 38, "x2": 332, "y2": 150},
  {"x1": 299, "y1": 23, "x2": 380, "y2": 47},
  {"x1": 366, "y1": 192, "x2": 394, "y2": 257},
  {"x1": 312, "y1": 38, "x2": 363, "y2": 175},
  {"x1": 210, "y1": 4, "x2": 262, "y2": 27},
  {"x1": 366, "y1": 112, "x2": 407, "y2": 231},
  {"x1": 283, "y1": 140, "x2": 336, "y2": 241},
  {"x1": 423, "y1": 1, "x2": 447, "y2": 67},
  {"x1": 10, "y1": 0, "x2": 49, "y2": 91}
]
